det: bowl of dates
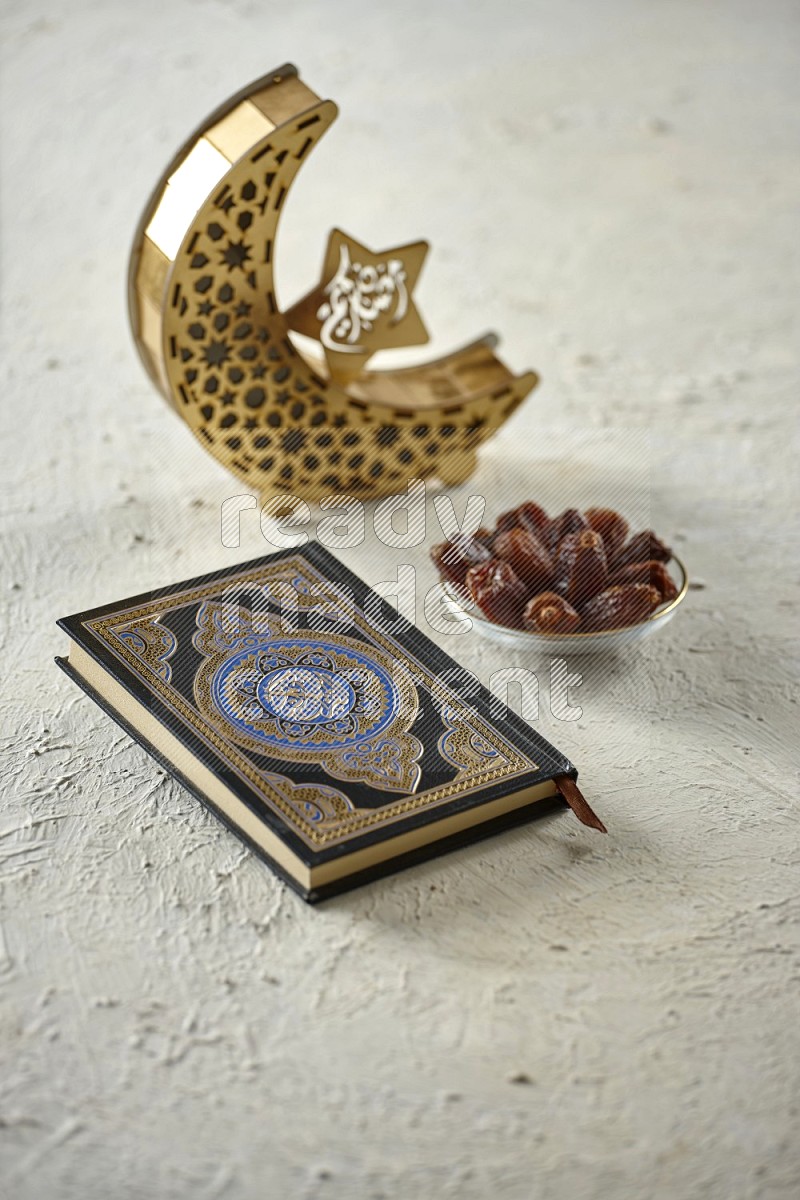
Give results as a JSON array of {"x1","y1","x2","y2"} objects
[{"x1": 430, "y1": 502, "x2": 688, "y2": 652}]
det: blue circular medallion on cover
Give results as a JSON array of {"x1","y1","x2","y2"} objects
[
  {"x1": 209, "y1": 637, "x2": 399, "y2": 754},
  {"x1": 256, "y1": 666, "x2": 356, "y2": 725}
]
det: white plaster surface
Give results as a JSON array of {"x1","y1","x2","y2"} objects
[{"x1": 1, "y1": 1, "x2": 799, "y2": 1197}]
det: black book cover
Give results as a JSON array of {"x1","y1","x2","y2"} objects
[{"x1": 57, "y1": 542, "x2": 577, "y2": 900}]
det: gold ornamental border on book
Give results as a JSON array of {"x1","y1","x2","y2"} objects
[
  {"x1": 128, "y1": 65, "x2": 538, "y2": 501},
  {"x1": 83, "y1": 556, "x2": 537, "y2": 849}
]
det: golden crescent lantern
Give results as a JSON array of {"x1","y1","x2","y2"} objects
[{"x1": 128, "y1": 65, "x2": 538, "y2": 501}]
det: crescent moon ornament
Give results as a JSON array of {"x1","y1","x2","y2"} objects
[{"x1": 128, "y1": 65, "x2": 539, "y2": 501}]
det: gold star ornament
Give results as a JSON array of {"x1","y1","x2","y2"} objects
[{"x1": 286, "y1": 228, "x2": 429, "y2": 382}]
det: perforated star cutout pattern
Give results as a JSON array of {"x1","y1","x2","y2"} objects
[{"x1": 286, "y1": 228, "x2": 429, "y2": 383}]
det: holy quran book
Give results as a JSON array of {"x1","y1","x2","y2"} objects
[{"x1": 56, "y1": 543, "x2": 601, "y2": 902}]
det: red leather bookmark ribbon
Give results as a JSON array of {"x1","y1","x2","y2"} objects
[{"x1": 555, "y1": 776, "x2": 607, "y2": 833}]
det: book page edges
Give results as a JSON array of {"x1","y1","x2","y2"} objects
[{"x1": 66, "y1": 640, "x2": 558, "y2": 890}]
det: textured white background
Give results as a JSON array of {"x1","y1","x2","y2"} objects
[{"x1": 1, "y1": 1, "x2": 799, "y2": 1197}]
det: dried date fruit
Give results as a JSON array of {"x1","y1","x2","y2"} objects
[
  {"x1": 585, "y1": 507, "x2": 629, "y2": 562},
  {"x1": 496, "y1": 500, "x2": 549, "y2": 538},
  {"x1": 554, "y1": 529, "x2": 608, "y2": 605},
  {"x1": 609, "y1": 559, "x2": 678, "y2": 601},
  {"x1": 581, "y1": 584, "x2": 660, "y2": 631},
  {"x1": 430, "y1": 534, "x2": 491, "y2": 587},
  {"x1": 571, "y1": 537, "x2": 608, "y2": 604},
  {"x1": 523, "y1": 592, "x2": 582, "y2": 634},
  {"x1": 613, "y1": 529, "x2": 672, "y2": 568},
  {"x1": 515, "y1": 501, "x2": 550, "y2": 538},
  {"x1": 430, "y1": 497, "x2": 676, "y2": 634},
  {"x1": 494, "y1": 527, "x2": 553, "y2": 592},
  {"x1": 466, "y1": 558, "x2": 528, "y2": 628},
  {"x1": 496, "y1": 507, "x2": 522, "y2": 534},
  {"x1": 551, "y1": 508, "x2": 590, "y2": 550}
]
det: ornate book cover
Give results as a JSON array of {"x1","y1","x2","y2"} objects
[{"x1": 56, "y1": 543, "x2": 584, "y2": 901}]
